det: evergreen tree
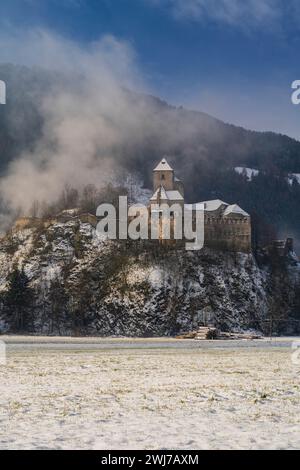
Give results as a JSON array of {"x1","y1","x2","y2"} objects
[
  {"x1": 2, "y1": 266, "x2": 34, "y2": 332},
  {"x1": 48, "y1": 277, "x2": 69, "y2": 335}
]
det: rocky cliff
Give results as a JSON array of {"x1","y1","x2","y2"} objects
[{"x1": 0, "y1": 215, "x2": 299, "y2": 336}]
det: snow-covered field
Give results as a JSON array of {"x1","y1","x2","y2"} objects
[{"x1": 1, "y1": 338, "x2": 300, "y2": 450}]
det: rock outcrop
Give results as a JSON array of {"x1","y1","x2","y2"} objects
[{"x1": 0, "y1": 216, "x2": 299, "y2": 336}]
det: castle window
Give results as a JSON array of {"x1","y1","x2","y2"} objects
[{"x1": 161, "y1": 174, "x2": 165, "y2": 180}]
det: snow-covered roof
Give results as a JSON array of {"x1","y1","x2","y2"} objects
[
  {"x1": 150, "y1": 187, "x2": 183, "y2": 201},
  {"x1": 223, "y1": 204, "x2": 249, "y2": 217},
  {"x1": 150, "y1": 187, "x2": 168, "y2": 201},
  {"x1": 188, "y1": 199, "x2": 249, "y2": 217},
  {"x1": 201, "y1": 200, "x2": 228, "y2": 212},
  {"x1": 153, "y1": 158, "x2": 173, "y2": 172},
  {"x1": 165, "y1": 190, "x2": 184, "y2": 201}
]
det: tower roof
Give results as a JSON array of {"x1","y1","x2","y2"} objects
[
  {"x1": 150, "y1": 186, "x2": 184, "y2": 202},
  {"x1": 153, "y1": 158, "x2": 173, "y2": 172}
]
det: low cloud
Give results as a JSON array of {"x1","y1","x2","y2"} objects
[{"x1": 0, "y1": 29, "x2": 148, "y2": 218}]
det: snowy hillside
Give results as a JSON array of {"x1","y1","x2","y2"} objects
[
  {"x1": 234, "y1": 167, "x2": 260, "y2": 181},
  {"x1": 0, "y1": 216, "x2": 299, "y2": 336}
]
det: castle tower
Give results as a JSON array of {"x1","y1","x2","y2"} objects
[{"x1": 153, "y1": 158, "x2": 174, "y2": 192}]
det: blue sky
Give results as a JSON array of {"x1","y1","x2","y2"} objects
[{"x1": 1, "y1": 0, "x2": 300, "y2": 138}]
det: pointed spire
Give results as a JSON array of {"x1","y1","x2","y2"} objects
[{"x1": 153, "y1": 158, "x2": 173, "y2": 172}]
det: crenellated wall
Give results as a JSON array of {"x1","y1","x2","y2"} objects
[{"x1": 204, "y1": 214, "x2": 251, "y2": 252}]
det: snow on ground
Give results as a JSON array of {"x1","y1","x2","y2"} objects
[
  {"x1": 127, "y1": 266, "x2": 163, "y2": 288},
  {"x1": 1, "y1": 339, "x2": 300, "y2": 450},
  {"x1": 287, "y1": 173, "x2": 300, "y2": 186},
  {"x1": 234, "y1": 167, "x2": 259, "y2": 180},
  {"x1": 235, "y1": 167, "x2": 300, "y2": 187}
]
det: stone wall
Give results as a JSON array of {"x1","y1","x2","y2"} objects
[
  {"x1": 145, "y1": 212, "x2": 251, "y2": 252},
  {"x1": 204, "y1": 215, "x2": 251, "y2": 252}
]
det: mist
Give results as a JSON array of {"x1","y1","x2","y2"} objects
[
  {"x1": 0, "y1": 29, "x2": 150, "y2": 221},
  {"x1": 0, "y1": 28, "x2": 225, "y2": 225}
]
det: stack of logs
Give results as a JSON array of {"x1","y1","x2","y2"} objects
[
  {"x1": 194, "y1": 327, "x2": 219, "y2": 340},
  {"x1": 176, "y1": 328, "x2": 263, "y2": 340},
  {"x1": 176, "y1": 327, "x2": 219, "y2": 340}
]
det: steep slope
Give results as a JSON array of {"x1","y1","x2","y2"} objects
[{"x1": 0, "y1": 216, "x2": 299, "y2": 336}]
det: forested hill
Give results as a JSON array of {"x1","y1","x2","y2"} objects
[{"x1": 0, "y1": 63, "x2": 300, "y2": 246}]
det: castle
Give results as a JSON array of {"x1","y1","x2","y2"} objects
[
  {"x1": 11, "y1": 158, "x2": 252, "y2": 253},
  {"x1": 149, "y1": 158, "x2": 251, "y2": 252}
]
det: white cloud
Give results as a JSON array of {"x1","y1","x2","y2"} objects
[{"x1": 148, "y1": 0, "x2": 295, "y2": 32}]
